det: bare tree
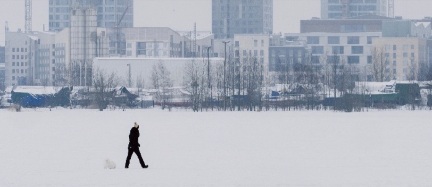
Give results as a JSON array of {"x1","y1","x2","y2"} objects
[
  {"x1": 93, "y1": 69, "x2": 119, "y2": 111},
  {"x1": 407, "y1": 57, "x2": 418, "y2": 81},
  {"x1": 54, "y1": 62, "x2": 70, "y2": 86},
  {"x1": 183, "y1": 59, "x2": 207, "y2": 111},
  {"x1": 151, "y1": 61, "x2": 173, "y2": 109},
  {"x1": 371, "y1": 47, "x2": 387, "y2": 82},
  {"x1": 136, "y1": 73, "x2": 145, "y2": 96}
]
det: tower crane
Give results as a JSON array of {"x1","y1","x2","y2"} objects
[{"x1": 25, "y1": 0, "x2": 32, "y2": 33}]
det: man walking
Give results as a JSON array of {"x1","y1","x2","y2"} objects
[{"x1": 125, "y1": 122, "x2": 148, "y2": 169}]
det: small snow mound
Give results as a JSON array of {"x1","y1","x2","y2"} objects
[{"x1": 104, "y1": 159, "x2": 116, "y2": 169}]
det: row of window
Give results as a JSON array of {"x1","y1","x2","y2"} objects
[
  {"x1": 328, "y1": 0, "x2": 377, "y2": 4},
  {"x1": 234, "y1": 40, "x2": 266, "y2": 48},
  {"x1": 11, "y1": 69, "x2": 27, "y2": 74},
  {"x1": 384, "y1": 52, "x2": 416, "y2": 59},
  {"x1": 385, "y1": 45, "x2": 415, "y2": 51},
  {"x1": 12, "y1": 55, "x2": 28, "y2": 60},
  {"x1": 11, "y1": 62, "x2": 28, "y2": 67},
  {"x1": 12, "y1": 48, "x2": 28, "y2": 53},
  {"x1": 307, "y1": 36, "x2": 377, "y2": 45},
  {"x1": 235, "y1": 50, "x2": 265, "y2": 57},
  {"x1": 311, "y1": 46, "x2": 364, "y2": 55}
]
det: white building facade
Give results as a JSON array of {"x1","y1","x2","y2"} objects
[
  {"x1": 93, "y1": 57, "x2": 224, "y2": 87},
  {"x1": 373, "y1": 37, "x2": 428, "y2": 81},
  {"x1": 285, "y1": 32, "x2": 382, "y2": 81}
]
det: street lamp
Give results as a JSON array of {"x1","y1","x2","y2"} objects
[
  {"x1": 127, "y1": 63, "x2": 131, "y2": 87},
  {"x1": 222, "y1": 41, "x2": 230, "y2": 111},
  {"x1": 206, "y1": 46, "x2": 213, "y2": 110}
]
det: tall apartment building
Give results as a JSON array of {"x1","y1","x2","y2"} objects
[
  {"x1": 0, "y1": 47, "x2": 4, "y2": 64},
  {"x1": 0, "y1": 46, "x2": 5, "y2": 90},
  {"x1": 321, "y1": 0, "x2": 392, "y2": 19},
  {"x1": 4, "y1": 7, "x2": 109, "y2": 87},
  {"x1": 212, "y1": 0, "x2": 273, "y2": 39},
  {"x1": 49, "y1": 0, "x2": 133, "y2": 31}
]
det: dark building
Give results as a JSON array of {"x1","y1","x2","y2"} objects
[
  {"x1": 212, "y1": 0, "x2": 273, "y2": 39},
  {"x1": 49, "y1": 0, "x2": 133, "y2": 31}
]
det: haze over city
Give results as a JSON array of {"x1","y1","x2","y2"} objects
[
  {"x1": 2, "y1": 1, "x2": 432, "y2": 186},
  {"x1": 1, "y1": 0, "x2": 432, "y2": 45}
]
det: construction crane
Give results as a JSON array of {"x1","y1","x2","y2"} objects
[
  {"x1": 25, "y1": 0, "x2": 32, "y2": 33},
  {"x1": 115, "y1": 4, "x2": 130, "y2": 56}
]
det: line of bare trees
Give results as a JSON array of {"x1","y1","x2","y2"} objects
[{"x1": 83, "y1": 46, "x2": 432, "y2": 112}]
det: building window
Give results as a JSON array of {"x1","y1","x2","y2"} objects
[
  {"x1": 351, "y1": 46, "x2": 363, "y2": 54},
  {"x1": 347, "y1": 36, "x2": 360, "y2": 44},
  {"x1": 312, "y1": 46, "x2": 324, "y2": 54},
  {"x1": 12, "y1": 48, "x2": 15, "y2": 52},
  {"x1": 367, "y1": 56, "x2": 372, "y2": 64},
  {"x1": 12, "y1": 76, "x2": 15, "y2": 80},
  {"x1": 332, "y1": 46, "x2": 344, "y2": 54},
  {"x1": 393, "y1": 45, "x2": 397, "y2": 51},
  {"x1": 348, "y1": 56, "x2": 360, "y2": 64},
  {"x1": 235, "y1": 41, "x2": 240, "y2": 47},
  {"x1": 12, "y1": 62, "x2": 15, "y2": 66},
  {"x1": 12, "y1": 55, "x2": 15, "y2": 59},
  {"x1": 307, "y1": 36, "x2": 320, "y2": 44},
  {"x1": 328, "y1": 36, "x2": 340, "y2": 44},
  {"x1": 367, "y1": 36, "x2": 376, "y2": 44},
  {"x1": 311, "y1": 56, "x2": 320, "y2": 64},
  {"x1": 254, "y1": 40, "x2": 258, "y2": 47}
]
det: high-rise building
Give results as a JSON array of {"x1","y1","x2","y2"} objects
[
  {"x1": 0, "y1": 46, "x2": 5, "y2": 64},
  {"x1": 321, "y1": 0, "x2": 392, "y2": 19},
  {"x1": 212, "y1": 0, "x2": 273, "y2": 39},
  {"x1": 49, "y1": 0, "x2": 133, "y2": 32}
]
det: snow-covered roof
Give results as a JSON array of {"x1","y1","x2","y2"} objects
[{"x1": 11, "y1": 86, "x2": 60, "y2": 95}]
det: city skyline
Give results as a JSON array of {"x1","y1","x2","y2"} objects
[{"x1": 1, "y1": 0, "x2": 432, "y2": 45}]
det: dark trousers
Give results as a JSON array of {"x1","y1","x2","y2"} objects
[{"x1": 125, "y1": 146, "x2": 146, "y2": 168}]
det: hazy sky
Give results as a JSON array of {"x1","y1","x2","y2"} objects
[{"x1": 1, "y1": 0, "x2": 432, "y2": 45}]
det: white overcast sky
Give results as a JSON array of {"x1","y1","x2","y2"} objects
[{"x1": 0, "y1": 0, "x2": 432, "y2": 45}]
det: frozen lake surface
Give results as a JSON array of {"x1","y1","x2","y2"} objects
[{"x1": 1, "y1": 108, "x2": 432, "y2": 186}]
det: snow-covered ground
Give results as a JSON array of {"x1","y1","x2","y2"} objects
[{"x1": 1, "y1": 108, "x2": 432, "y2": 186}]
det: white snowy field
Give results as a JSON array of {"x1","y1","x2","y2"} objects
[{"x1": 1, "y1": 108, "x2": 432, "y2": 187}]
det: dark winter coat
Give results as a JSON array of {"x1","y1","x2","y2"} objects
[{"x1": 128, "y1": 127, "x2": 140, "y2": 148}]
